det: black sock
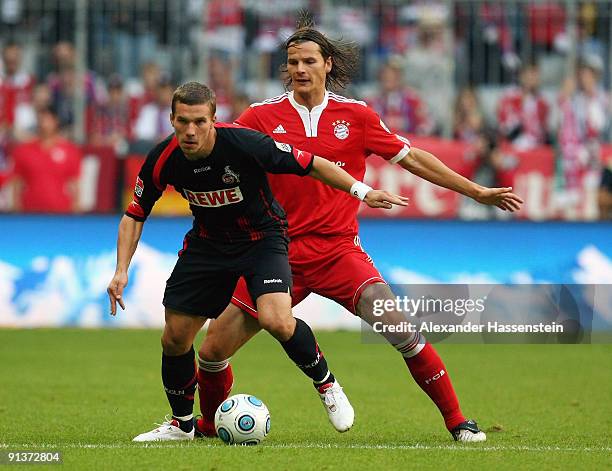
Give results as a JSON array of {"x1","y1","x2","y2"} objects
[
  {"x1": 280, "y1": 318, "x2": 335, "y2": 386},
  {"x1": 162, "y1": 347, "x2": 196, "y2": 432},
  {"x1": 172, "y1": 416, "x2": 194, "y2": 433}
]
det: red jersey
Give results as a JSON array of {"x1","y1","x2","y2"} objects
[
  {"x1": 0, "y1": 71, "x2": 34, "y2": 127},
  {"x1": 236, "y1": 91, "x2": 410, "y2": 238},
  {"x1": 497, "y1": 86, "x2": 549, "y2": 146},
  {"x1": 10, "y1": 138, "x2": 82, "y2": 212}
]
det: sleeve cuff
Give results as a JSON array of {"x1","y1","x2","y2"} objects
[
  {"x1": 125, "y1": 200, "x2": 147, "y2": 222},
  {"x1": 292, "y1": 148, "x2": 314, "y2": 174},
  {"x1": 390, "y1": 145, "x2": 410, "y2": 164},
  {"x1": 125, "y1": 211, "x2": 146, "y2": 222},
  {"x1": 301, "y1": 155, "x2": 314, "y2": 175}
]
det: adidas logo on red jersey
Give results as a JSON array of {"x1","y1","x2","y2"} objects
[{"x1": 272, "y1": 124, "x2": 287, "y2": 134}]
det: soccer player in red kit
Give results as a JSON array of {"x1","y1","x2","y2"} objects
[{"x1": 195, "y1": 14, "x2": 523, "y2": 442}]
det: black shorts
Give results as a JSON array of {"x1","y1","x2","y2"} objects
[{"x1": 163, "y1": 234, "x2": 291, "y2": 318}]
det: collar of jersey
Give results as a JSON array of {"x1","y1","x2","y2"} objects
[{"x1": 287, "y1": 90, "x2": 329, "y2": 138}]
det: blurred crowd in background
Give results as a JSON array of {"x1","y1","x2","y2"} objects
[{"x1": 0, "y1": 0, "x2": 611, "y2": 219}]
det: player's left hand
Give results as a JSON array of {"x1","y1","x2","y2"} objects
[
  {"x1": 474, "y1": 187, "x2": 524, "y2": 211},
  {"x1": 364, "y1": 190, "x2": 409, "y2": 209}
]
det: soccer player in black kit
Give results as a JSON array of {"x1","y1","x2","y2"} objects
[{"x1": 106, "y1": 81, "x2": 408, "y2": 441}]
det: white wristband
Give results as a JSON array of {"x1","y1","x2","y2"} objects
[{"x1": 350, "y1": 181, "x2": 373, "y2": 201}]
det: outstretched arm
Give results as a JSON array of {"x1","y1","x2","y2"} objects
[
  {"x1": 309, "y1": 156, "x2": 409, "y2": 209},
  {"x1": 107, "y1": 215, "x2": 144, "y2": 315},
  {"x1": 240, "y1": 129, "x2": 408, "y2": 208},
  {"x1": 399, "y1": 147, "x2": 524, "y2": 212}
]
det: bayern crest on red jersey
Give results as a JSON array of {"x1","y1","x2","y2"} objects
[{"x1": 332, "y1": 120, "x2": 351, "y2": 140}]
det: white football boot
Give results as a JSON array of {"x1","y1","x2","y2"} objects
[
  {"x1": 450, "y1": 419, "x2": 487, "y2": 442},
  {"x1": 132, "y1": 416, "x2": 195, "y2": 442},
  {"x1": 317, "y1": 381, "x2": 354, "y2": 432}
]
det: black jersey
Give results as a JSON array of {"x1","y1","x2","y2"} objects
[
  {"x1": 126, "y1": 123, "x2": 314, "y2": 244},
  {"x1": 602, "y1": 165, "x2": 612, "y2": 192}
]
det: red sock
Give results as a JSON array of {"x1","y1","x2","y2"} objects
[
  {"x1": 404, "y1": 342, "x2": 465, "y2": 430},
  {"x1": 196, "y1": 363, "x2": 233, "y2": 435}
]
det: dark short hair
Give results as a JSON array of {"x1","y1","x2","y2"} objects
[
  {"x1": 281, "y1": 10, "x2": 359, "y2": 92},
  {"x1": 3, "y1": 41, "x2": 21, "y2": 51},
  {"x1": 520, "y1": 60, "x2": 539, "y2": 72},
  {"x1": 171, "y1": 81, "x2": 216, "y2": 115},
  {"x1": 107, "y1": 74, "x2": 123, "y2": 89},
  {"x1": 38, "y1": 103, "x2": 60, "y2": 118}
]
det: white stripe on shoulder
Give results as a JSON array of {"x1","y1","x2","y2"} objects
[
  {"x1": 328, "y1": 92, "x2": 367, "y2": 107},
  {"x1": 250, "y1": 93, "x2": 289, "y2": 108}
]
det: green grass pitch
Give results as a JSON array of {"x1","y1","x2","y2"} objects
[{"x1": 0, "y1": 329, "x2": 610, "y2": 470}]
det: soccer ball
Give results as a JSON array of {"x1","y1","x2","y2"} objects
[{"x1": 215, "y1": 394, "x2": 270, "y2": 445}]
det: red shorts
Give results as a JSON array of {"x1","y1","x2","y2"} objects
[{"x1": 231, "y1": 234, "x2": 385, "y2": 317}]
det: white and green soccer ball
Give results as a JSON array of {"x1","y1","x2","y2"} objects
[{"x1": 215, "y1": 394, "x2": 271, "y2": 445}]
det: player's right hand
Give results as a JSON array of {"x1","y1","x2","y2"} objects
[
  {"x1": 364, "y1": 190, "x2": 409, "y2": 209},
  {"x1": 107, "y1": 271, "x2": 128, "y2": 316}
]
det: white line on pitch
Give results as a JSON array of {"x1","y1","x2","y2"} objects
[{"x1": 0, "y1": 443, "x2": 610, "y2": 452}]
